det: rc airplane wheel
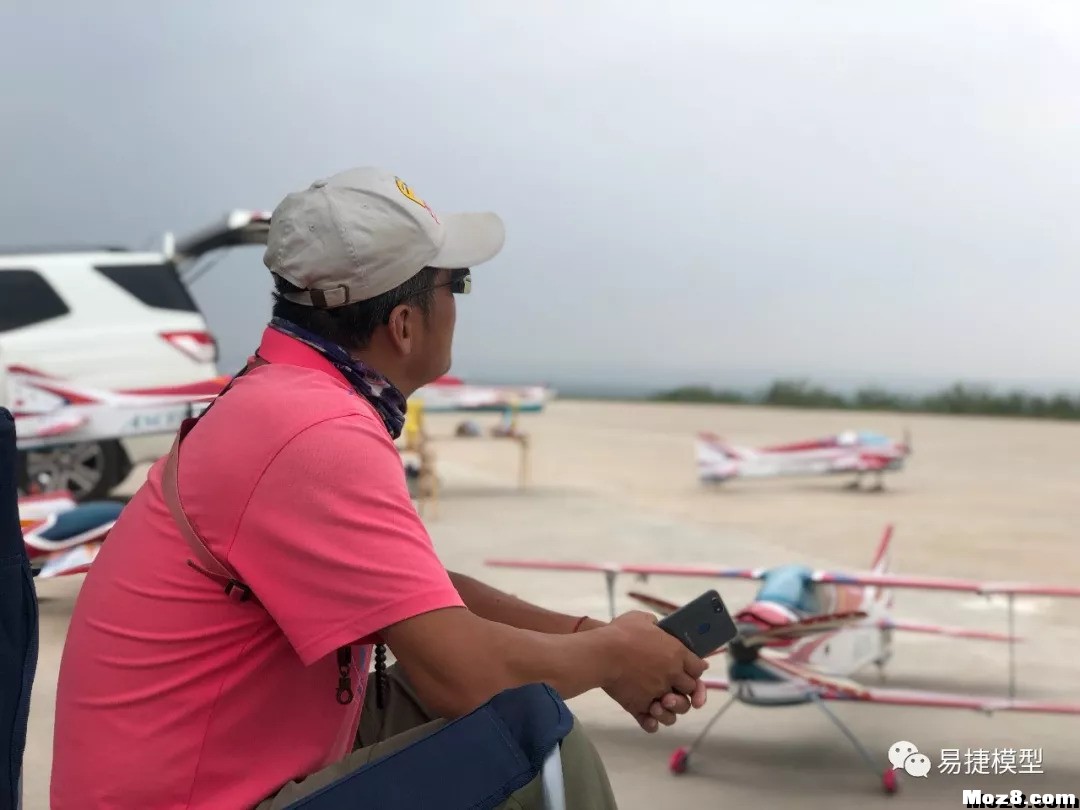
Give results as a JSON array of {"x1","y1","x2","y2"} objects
[
  {"x1": 882, "y1": 768, "x2": 898, "y2": 794},
  {"x1": 669, "y1": 747, "x2": 689, "y2": 775}
]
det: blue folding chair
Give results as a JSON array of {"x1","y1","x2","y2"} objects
[
  {"x1": 284, "y1": 681, "x2": 572, "y2": 810},
  {"x1": 1, "y1": 407, "x2": 39, "y2": 810}
]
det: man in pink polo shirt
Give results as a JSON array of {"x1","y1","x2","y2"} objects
[{"x1": 51, "y1": 167, "x2": 710, "y2": 809}]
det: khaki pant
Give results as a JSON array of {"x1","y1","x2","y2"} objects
[{"x1": 258, "y1": 665, "x2": 619, "y2": 809}]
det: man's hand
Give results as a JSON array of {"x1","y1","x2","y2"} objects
[
  {"x1": 600, "y1": 610, "x2": 709, "y2": 725},
  {"x1": 632, "y1": 679, "x2": 708, "y2": 733},
  {"x1": 443, "y1": 574, "x2": 709, "y2": 731},
  {"x1": 579, "y1": 614, "x2": 708, "y2": 732}
]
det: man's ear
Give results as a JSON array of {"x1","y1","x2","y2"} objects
[{"x1": 384, "y1": 303, "x2": 415, "y2": 354}]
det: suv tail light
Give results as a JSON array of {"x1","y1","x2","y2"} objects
[{"x1": 160, "y1": 330, "x2": 218, "y2": 364}]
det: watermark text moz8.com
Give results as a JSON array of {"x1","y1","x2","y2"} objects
[{"x1": 962, "y1": 789, "x2": 1078, "y2": 808}]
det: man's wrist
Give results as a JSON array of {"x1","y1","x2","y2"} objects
[{"x1": 572, "y1": 616, "x2": 608, "y2": 633}]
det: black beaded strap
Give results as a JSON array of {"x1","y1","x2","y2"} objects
[
  {"x1": 336, "y1": 646, "x2": 354, "y2": 705},
  {"x1": 374, "y1": 643, "x2": 387, "y2": 710}
]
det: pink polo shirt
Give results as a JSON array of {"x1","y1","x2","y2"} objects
[{"x1": 51, "y1": 327, "x2": 465, "y2": 809}]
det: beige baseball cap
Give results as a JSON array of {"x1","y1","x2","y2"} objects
[{"x1": 263, "y1": 166, "x2": 505, "y2": 308}]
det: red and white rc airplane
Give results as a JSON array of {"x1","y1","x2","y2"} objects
[
  {"x1": 486, "y1": 525, "x2": 1080, "y2": 794},
  {"x1": 19, "y1": 490, "x2": 119, "y2": 579},
  {"x1": 411, "y1": 374, "x2": 554, "y2": 414},
  {"x1": 696, "y1": 429, "x2": 912, "y2": 491},
  {"x1": 9, "y1": 365, "x2": 225, "y2": 452}
]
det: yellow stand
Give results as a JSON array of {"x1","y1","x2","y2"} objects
[
  {"x1": 401, "y1": 398, "x2": 439, "y2": 518},
  {"x1": 400, "y1": 396, "x2": 532, "y2": 518}
]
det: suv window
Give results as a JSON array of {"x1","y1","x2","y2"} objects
[
  {"x1": 0, "y1": 269, "x2": 71, "y2": 331},
  {"x1": 94, "y1": 262, "x2": 199, "y2": 312}
]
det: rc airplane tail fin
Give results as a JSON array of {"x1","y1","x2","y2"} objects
[
  {"x1": 696, "y1": 432, "x2": 746, "y2": 459},
  {"x1": 868, "y1": 523, "x2": 895, "y2": 609},
  {"x1": 870, "y1": 523, "x2": 894, "y2": 575},
  {"x1": 695, "y1": 432, "x2": 745, "y2": 483}
]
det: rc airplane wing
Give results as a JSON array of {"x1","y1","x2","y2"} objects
[
  {"x1": 626, "y1": 591, "x2": 679, "y2": 616},
  {"x1": 486, "y1": 558, "x2": 767, "y2": 617},
  {"x1": 625, "y1": 590, "x2": 872, "y2": 662},
  {"x1": 741, "y1": 611, "x2": 868, "y2": 644},
  {"x1": 626, "y1": 589, "x2": 1016, "y2": 644},
  {"x1": 810, "y1": 571, "x2": 1080, "y2": 598},
  {"x1": 758, "y1": 655, "x2": 1080, "y2": 715},
  {"x1": 878, "y1": 619, "x2": 1018, "y2": 643},
  {"x1": 517, "y1": 557, "x2": 1080, "y2": 600},
  {"x1": 626, "y1": 591, "x2": 868, "y2": 635},
  {"x1": 485, "y1": 559, "x2": 767, "y2": 582}
]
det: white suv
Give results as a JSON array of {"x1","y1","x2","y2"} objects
[{"x1": 0, "y1": 212, "x2": 268, "y2": 499}]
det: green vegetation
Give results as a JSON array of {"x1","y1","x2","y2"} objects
[{"x1": 650, "y1": 379, "x2": 1080, "y2": 421}]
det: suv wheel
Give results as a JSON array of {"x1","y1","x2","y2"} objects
[{"x1": 18, "y1": 439, "x2": 131, "y2": 501}]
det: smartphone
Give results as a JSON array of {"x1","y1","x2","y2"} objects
[{"x1": 657, "y1": 589, "x2": 739, "y2": 657}]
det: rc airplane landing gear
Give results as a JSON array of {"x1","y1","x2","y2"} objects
[
  {"x1": 845, "y1": 470, "x2": 887, "y2": 492},
  {"x1": 667, "y1": 692, "x2": 900, "y2": 794},
  {"x1": 809, "y1": 694, "x2": 898, "y2": 794},
  {"x1": 667, "y1": 694, "x2": 737, "y2": 776},
  {"x1": 882, "y1": 767, "x2": 898, "y2": 794}
]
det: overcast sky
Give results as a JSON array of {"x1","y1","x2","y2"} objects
[{"x1": 2, "y1": 2, "x2": 1078, "y2": 394}]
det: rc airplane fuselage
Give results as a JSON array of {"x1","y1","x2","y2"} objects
[
  {"x1": 9, "y1": 366, "x2": 223, "y2": 451},
  {"x1": 485, "y1": 525, "x2": 1080, "y2": 794}
]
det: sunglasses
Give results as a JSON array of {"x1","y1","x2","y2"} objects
[{"x1": 434, "y1": 268, "x2": 471, "y2": 295}]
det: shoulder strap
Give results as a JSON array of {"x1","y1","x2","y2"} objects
[
  {"x1": 160, "y1": 353, "x2": 360, "y2": 706},
  {"x1": 160, "y1": 356, "x2": 269, "y2": 605},
  {"x1": 161, "y1": 421, "x2": 256, "y2": 604}
]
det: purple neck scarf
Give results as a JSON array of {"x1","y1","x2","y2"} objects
[{"x1": 268, "y1": 317, "x2": 408, "y2": 439}]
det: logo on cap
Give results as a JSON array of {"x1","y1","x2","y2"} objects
[{"x1": 395, "y1": 177, "x2": 439, "y2": 224}]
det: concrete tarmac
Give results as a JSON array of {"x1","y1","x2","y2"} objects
[{"x1": 24, "y1": 401, "x2": 1080, "y2": 808}]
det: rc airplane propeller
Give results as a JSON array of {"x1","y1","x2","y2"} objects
[
  {"x1": 486, "y1": 524, "x2": 1080, "y2": 794},
  {"x1": 696, "y1": 429, "x2": 912, "y2": 491}
]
